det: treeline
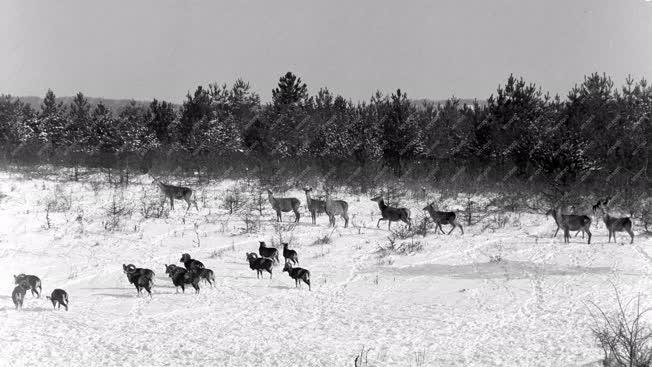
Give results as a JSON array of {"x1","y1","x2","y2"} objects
[{"x1": 0, "y1": 72, "x2": 650, "y2": 191}]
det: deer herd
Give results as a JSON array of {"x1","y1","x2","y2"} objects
[
  {"x1": 9, "y1": 180, "x2": 639, "y2": 311},
  {"x1": 154, "y1": 178, "x2": 635, "y2": 245}
]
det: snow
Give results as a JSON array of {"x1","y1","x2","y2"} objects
[{"x1": 0, "y1": 171, "x2": 650, "y2": 366}]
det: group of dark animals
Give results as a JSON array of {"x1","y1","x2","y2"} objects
[
  {"x1": 246, "y1": 241, "x2": 311, "y2": 290},
  {"x1": 122, "y1": 253, "x2": 215, "y2": 297},
  {"x1": 12, "y1": 274, "x2": 68, "y2": 311}
]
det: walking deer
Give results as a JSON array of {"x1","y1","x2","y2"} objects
[
  {"x1": 422, "y1": 203, "x2": 463, "y2": 235},
  {"x1": 548, "y1": 208, "x2": 592, "y2": 244},
  {"x1": 267, "y1": 189, "x2": 300, "y2": 222},
  {"x1": 597, "y1": 203, "x2": 634, "y2": 244},
  {"x1": 325, "y1": 191, "x2": 349, "y2": 228},
  {"x1": 303, "y1": 187, "x2": 326, "y2": 225},
  {"x1": 154, "y1": 178, "x2": 198, "y2": 211},
  {"x1": 371, "y1": 196, "x2": 411, "y2": 230}
]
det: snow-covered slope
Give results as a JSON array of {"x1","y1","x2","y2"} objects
[{"x1": 0, "y1": 172, "x2": 650, "y2": 366}]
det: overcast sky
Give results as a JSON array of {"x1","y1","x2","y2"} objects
[{"x1": 2, "y1": 0, "x2": 651, "y2": 103}]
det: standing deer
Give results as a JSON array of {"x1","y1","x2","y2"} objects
[
  {"x1": 371, "y1": 195, "x2": 411, "y2": 230},
  {"x1": 549, "y1": 208, "x2": 592, "y2": 244},
  {"x1": 598, "y1": 203, "x2": 634, "y2": 244},
  {"x1": 546, "y1": 208, "x2": 586, "y2": 238},
  {"x1": 303, "y1": 187, "x2": 326, "y2": 225},
  {"x1": 325, "y1": 191, "x2": 349, "y2": 228},
  {"x1": 423, "y1": 202, "x2": 463, "y2": 235},
  {"x1": 267, "y1": 189, "x2": 301, "y2": 222},
  {"x1": 154, "y1": 178, "x2": 198, "y2": 211}
]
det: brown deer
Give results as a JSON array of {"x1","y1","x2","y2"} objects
[
  {"x1": 423, "y1": 202, "x2": 463, "y2": 235},
  {"x1": 597, "y1": 203, "x2": 634, "y2": 244},
  {"x1": 549, "y1": 208, "x2": 592, "y2": 244},
  {"x1": 154, "y1": 178, "x2": 198, "y2": 211},
  {"x1": 371, "y1": 195, "x2": 411, "y2": 230},
  {"x1": 267, "y1": 189, "x2": 301, "y2": 222},
  {"x1": 546, "y1": 208, "x2": 586, "y2": 239},
  {"x1": 325, "y1": 191, "x2": 349, "y2": 228},
  {"x1": 303, "y1": 187, "x2": 326, "y2": 224}
]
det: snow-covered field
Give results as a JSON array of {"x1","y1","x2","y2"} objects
[{"x1": 0, "y1": 170, "x2": 650, "y2": 367}]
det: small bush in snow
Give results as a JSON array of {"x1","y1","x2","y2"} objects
[
  {"x1": 376, "y1": 235, "x2": 423, "y2": 258},
  {"x1": 104, "y1": 194, "x2": 133, "y2": 231},
  {"x1": 312, "y1": 233, "x2": 333, "y2": 246},
  {"x1": 139, "y1": 195, "x2": 169, "y2": 219},
  {"x1": 44, "y1": 185, "x2": 72, "y2": 212},
  {"x1": 589, "y1": 289, "x2": 652, "y2": 367}
]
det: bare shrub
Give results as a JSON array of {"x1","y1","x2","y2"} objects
[
  {"x1": 221, "y1": 186, "x2": 247, "y2": 215},
  {"x1": 139, "y1": 193, "x2": 169, "y2": 219},
  {"x1": 480, "y1": 213, "x2": 510, "y2": 233},
  {"x1": 44, "y1": 185, "x2": 72, "y2": 212},
  {"x1": 271, "y1": 222, "x2": 296, "y2": 246},
  {"x1": 390, "y1": 215, "x2": 429, "y2": 239},
  {"x1": 209, "y1": 242, "x2": 236, "y2": 258},
  {"x1": 354, "y1": 346, "x2": 372, "y2": 367},
  {"x1": 239, "y1": 212, "x2": 260, "y2": 234},
  {"x1": 376, "y1": 234, "x2": 423, "y2": 259},
  {"x1": 589, "y1": 288, "x2": 652, "y2": 367},
  {"x1": 638, "y1": 197, "x2": 652, "y2": 233},
  {"x1": 312, "y1": 229, "x2": 335, "y2": 246}
]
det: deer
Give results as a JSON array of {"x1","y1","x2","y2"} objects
[
  {"x1": 325, "y1": 191, "x2": 349, "y2": 228},
  {"x1": 549, "y1": 208, "x2": 592, "y2": 244},
  {"x1": 303, "y1": 187, "x2": 326, "y2": 225},
  {"x1": 267, "y1": 189, "x2": 300, "y2": 222},
  {"x1": 371, "y1": 195, "x2": 411, "y2": 230},
  {"x1": 546, "y1": 208, "x2": 587, "y2": 239},
  {"x1": 153, "y1": 177, "x2": 198, "y2": 211},
  {"x1": 422, "y1": 202, "x2": 463, "y2": 235},
  {"x1": 597, "y1": 202, "x2": 634, "y2": 244}
]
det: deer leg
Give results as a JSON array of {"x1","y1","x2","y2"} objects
[
  {"x1": 170, "y1": 197, "x2": 174, "y2": 210},
  {"x1": 586, "y1": 228, "x2": 591, "y2": 244},
  {"x1": 377, "y1": 218, "x2": 383, "y2": 228},
  {"x1": 455, "y1": 221, "x2": 464, "y2": 235},
  {"x1": 628, "y1": 229, "x2": 634, "y2": 244},
  {"x1": 294, "y1": 209, "x2": 300, "y2": 222},
  {"x1": 435, "y1": 223, "x2": 444, "y2": 235},
  {"x1": 553, "y1": 227, "x2": 560, "y2": 238},
  {"x1": 447, "y1": 225, "x2": 455, "y2": 235}
]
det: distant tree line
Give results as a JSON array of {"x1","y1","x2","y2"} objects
[{"x1": 0, "y1": 72, "x2": 650, "y2": 189}]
